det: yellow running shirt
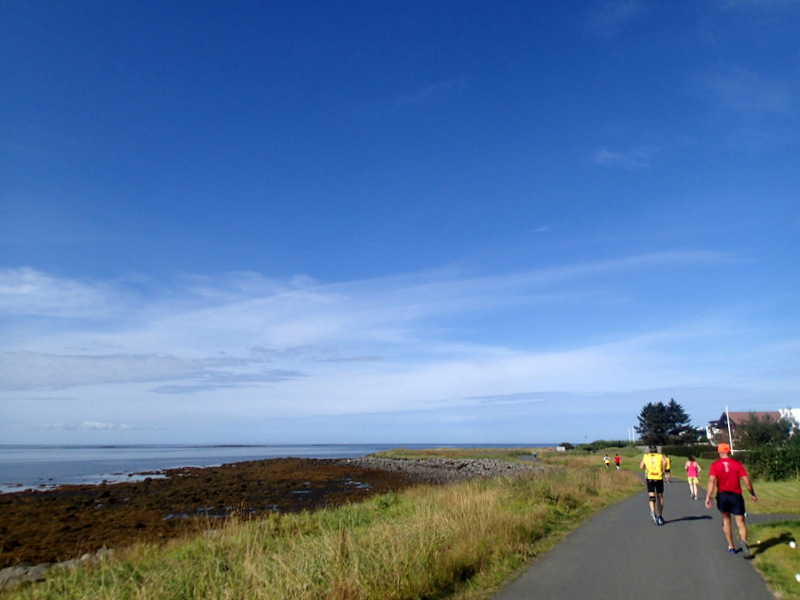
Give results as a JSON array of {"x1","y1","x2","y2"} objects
[{"x1": 643, "y1": 453, "x2": 664, "y2": 480}]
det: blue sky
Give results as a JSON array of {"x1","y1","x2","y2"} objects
[{"x1": 2, "y1": 0, "x2": 799, "y2": 445}]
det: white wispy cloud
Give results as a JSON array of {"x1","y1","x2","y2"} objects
[
  {"x1": 3, "y1": 248, "x2": 794, "y2": 443},
  {"x1": 0, "y1": 267, "x2": 126, "y2": 318},
  {"x1": 0, "y1": 251, "x2": 734, "y2": 393},
  {"x1": 591, "y1": 147, "x2": 655, "y2": 169},
  {"x1": 35, "y1": 421, "x2": 137, "y2": 431},
  {"x1": 716, "y1": 0, "x2": 800, "y2": 11},
  {"x1": 700, "y1": 66, "x2": 795, "y2": 115},
  {"x1": 585, "y1": 0, "x2": 646, "y2": 38},
  {"x1": 359, "y1": 78, "x2": 469, "y2": 118}
]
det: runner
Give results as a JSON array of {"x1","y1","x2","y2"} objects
[
  {"x1": 684, "y1": 454, "x2": 701, "y2": 500},
  {"x1": 603, "y1": 454, "x2": 611, "y2": 469},
  {"x1": 664, "y1": 453, "x2": 672, "y2": 483},
  {"x1": 614, "y1": 453, "x2": 621, "y2": 470},
  {"x1": 640, "y1": 445, "x2": 667, "y2": 525},
  {"x1": 705, "y1": 443, "x2": 757, "y2": 557}
]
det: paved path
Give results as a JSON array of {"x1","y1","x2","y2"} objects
[{"x1": 493, "y1": 476, "x2": 784, "y2": 600}]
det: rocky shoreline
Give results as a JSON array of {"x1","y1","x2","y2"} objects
[{"x1": 0, "y1": 456, "x2": 535, "y2": 590}]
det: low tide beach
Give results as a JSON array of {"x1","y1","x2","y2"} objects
[
  {"x1": 0, "y1": 457, "x2": 419, "y2": 569},
  {"x1": 0, "y1": 444, "x2": 408, "y2": 493},
  {"x1": 0, "y1": 453, "x2": 534, "y2": 571}
]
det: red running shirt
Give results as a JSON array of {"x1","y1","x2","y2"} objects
[{"x1": 708, "y1": 458, "x2": 747, "y2": 494}]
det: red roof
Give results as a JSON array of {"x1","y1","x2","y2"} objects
[{"x1": 714, "y1": 411, "x2": 782, "y2": 426}]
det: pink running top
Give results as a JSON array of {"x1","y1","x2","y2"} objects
[{"x1": 686, "y1": 461, "x2": 699, "y2": 478}]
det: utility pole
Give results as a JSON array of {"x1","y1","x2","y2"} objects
[{"x1": 725, "y1": 405, "x2": 734, "y2": 454}]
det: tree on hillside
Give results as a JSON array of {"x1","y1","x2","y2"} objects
[
  {"x1": 734, "y1": 413, "x2": 796, "y2": 450},
  {"x1": 666, "y1": 398, "x2": 696, "y2": 442},
  {"x1": 636, "y1": 402, "x2": 669, "y2": 445},
  {"x1": 635, "y1": 399, "x2": 694, "y2": 445}
]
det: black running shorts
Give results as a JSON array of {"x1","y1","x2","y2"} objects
[
  {"x1": 716, "y1": 491, "x2": 746, "y2": 516},
  {"x1": 646, "y1": 478, "x2": 664, "y2": 494}
]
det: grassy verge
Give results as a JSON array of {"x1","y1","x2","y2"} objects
[
  {"x1": 748, "y1": 520, "x2": 800, "y2": 600},
  {"x1": 743, "y1": 480, "x2": 800, "y2": 599},
  {"x1": 4, "y1": 450, "x2": 640, "y2": 600},
  {"x1": 371, "y1": 447, "x2": 536, "y2": 461},
  {"x1": 748, "y1": 480, "x2": 800, "y2": 515}
]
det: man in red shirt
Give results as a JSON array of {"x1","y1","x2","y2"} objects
[{"x1": 705, "y1": 443, "x2": 758, "y2": 558}]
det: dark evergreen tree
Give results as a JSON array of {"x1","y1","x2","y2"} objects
[
  {"x1": 636, "y1": 402, "x2": 670, "y2": 445},
  {"x1": 665, "y1": 398, "x2": 695, "y2": 443},
  {"x1": 635, "y1": 399, "x2": 695, "y2": 445}
]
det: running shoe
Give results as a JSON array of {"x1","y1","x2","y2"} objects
[
  {"x1": 741, "y1": 541, "x2": 752, "y2": 559},
  {"x1": 728, "y1": 547, "x2": 738, "y2": 554},
  {"x1": 651, "y1": 512, "x2": 658, "y2": 525},
  {"x1": 657, "y1": 516, "x2": 665, "y2": 526}
]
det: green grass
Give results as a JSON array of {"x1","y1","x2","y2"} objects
[
  {"x1": 747, "y1": 520, "x2": 800, "y2": 600},
  {"x1": 371, "y1": 446, "x2": 537, "y2": 462},
  {"x1": 4, "y1": 450, "x2": 641, "y2": 600},
  {"x1": 748, "y1": 481, "x2": 800, "y2": 515}
]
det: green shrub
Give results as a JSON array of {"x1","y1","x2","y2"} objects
[
  {"x1": 660, "y1": 443, "x2": 715, "y2": 459},
  {"x1": 743, "y1": 437, "x2": 800, "y2": 481},
  {"x1": 574, "y1": 440, "x2": 632, "y2": 453}
]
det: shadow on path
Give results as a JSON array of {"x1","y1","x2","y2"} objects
[{"x1": 662, "y1": 514, "x2": 712, "y2": 524}]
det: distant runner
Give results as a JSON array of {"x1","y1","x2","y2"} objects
[
  {"x1": 705, "y1": 443, "x2": 758, "y2": 558},
  {"x1": 614, "y1": 453, "x2": 621, "y2": 470},
  {"x1": 640, "y1": 446, "x2": 667, "y2": 525},
  {"x1": 684, "y1": 454, "x2": 701, "y2": 500},
  {"x1": 603, "y1": 454, "x2": 611, "y2": 469},
  {"x1": 664, "y1": 453, "x2": 672, "y2": 483}
]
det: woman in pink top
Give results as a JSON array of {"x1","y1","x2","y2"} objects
[{"x1": 684, "y1": 454, "x2": 701, "y2": 500}]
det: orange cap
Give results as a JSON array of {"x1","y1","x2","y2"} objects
[{"x1": 717, "y1": 443, "x2": 730, "y2": 453}]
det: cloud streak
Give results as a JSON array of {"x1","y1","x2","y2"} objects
[
  {"x1": 699, "y1": 67, "x2": 795, "y2": 116},
  {"x1": 585, "y1": 0, "x2": 646, "y2": 38},
  {"x1": 2, "y1": 249, "x2": 796, "y2": 443},
  {"x1": 591, "y1": 147, "x2": 655, "y2": 170}
]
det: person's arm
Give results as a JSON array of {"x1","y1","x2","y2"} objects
[
  {"x1": 742, "y1": 475, "x2": 758, "y2": 504},
  {"x1": 639, "y1": 458, "x2": 645, "y2": 470},
  {"x1": 705, "y1": 475, "x2": 717, "y2": 509}
]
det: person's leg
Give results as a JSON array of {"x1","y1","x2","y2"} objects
[
  {"x1": 734, "y1": 514, "x2": 747, "y2": 544},
  {"x1": 657, "y1": 492, "x2": 664, "y2": 516},
  {"x1": 720, "y1": 513, "x2": 734, "y2": 549}
]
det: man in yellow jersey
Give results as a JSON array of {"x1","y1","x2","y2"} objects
[{"x1": 640, "y1": 445, "x2": 667, "y2": 525}]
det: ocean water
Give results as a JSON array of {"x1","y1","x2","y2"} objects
[{"x1": 0, "y1": 443, "x2": 550, "y2": 493}]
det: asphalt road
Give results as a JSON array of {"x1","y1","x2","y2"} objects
[{"x1": 493, "y1": 475, "x2": 782, "y2": 600}]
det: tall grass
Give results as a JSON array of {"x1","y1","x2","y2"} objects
[{"x1": 6, "y1": 464, "x2": 640, "y2": 600}]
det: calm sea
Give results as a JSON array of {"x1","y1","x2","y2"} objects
[{"x1": 0, "y1": 443, "x2": 551, "y2": 493}]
